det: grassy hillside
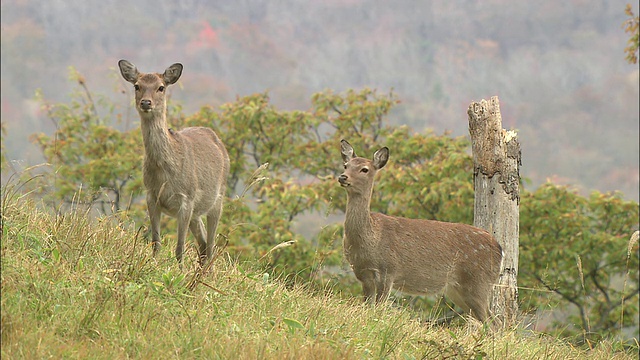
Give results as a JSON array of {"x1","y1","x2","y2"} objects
[{"x1": 1, "y1": 186, "x2": 637, "y2": 359}]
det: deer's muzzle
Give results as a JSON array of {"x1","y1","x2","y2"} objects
[
  {"x1": 338, "y1": 174, "x2": 350, "y2": 186},
  {"x1": 140, "y1": 99, "x2": 153, "y2": 111}
]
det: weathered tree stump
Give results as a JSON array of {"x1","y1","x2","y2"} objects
[{"x1": 468, "y1": 96, "x2": 520, "y2": 328}]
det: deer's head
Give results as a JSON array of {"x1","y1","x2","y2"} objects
[
  {"x1": 339, "y1": 139, "x2": 389, "y2": 196},
  {"x1": 118, "y1": 60, "x2": 182, "y2": 117}
]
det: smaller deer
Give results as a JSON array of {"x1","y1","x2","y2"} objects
[
  {"x1": 118, "y1": 60, "x2": 230, "y2": 265},
  {"x1": 338, "y1": 140, "x2": 502, "y2": 321}
]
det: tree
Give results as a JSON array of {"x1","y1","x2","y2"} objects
[
  {"x1": 623, "y1": 4, "x2": 639, "y2": 64},
  {"x1": 30, "y1": 69, "x2": 144, "y2": 217},
  {"x1": 519, "y1": 184, "x2": 639, "y2": 343}
]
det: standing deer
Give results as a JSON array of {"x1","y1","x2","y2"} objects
[
  {"x1": 338, "y1": 140, "x2": 503, "y2": 321},
  {"x1": 118, "y1": 60, "x2": 230, "y2": 265}
]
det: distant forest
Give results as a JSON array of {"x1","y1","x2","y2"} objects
[{"x1": 1, "y1": 0, "x2": 638, "y2": 200}]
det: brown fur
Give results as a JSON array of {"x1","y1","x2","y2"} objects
[
  {"x1": 339, "y1": 140, "x2": 502, "y2": 321},
  {"x1": 118, "y1": 60, "x2": 230, "y2": 265}
]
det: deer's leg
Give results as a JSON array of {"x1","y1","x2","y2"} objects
[
  {"x1": 189, "y1": 217, "x2": 207, "y2": 265},
  {"x1": 205, "y1": 198, "x2": 224, "y2": 262},
  {"x1": 447, "y1": 271, "x2": 491, "y2": 322},
  {"x1": 175, "y1": 202, "x2": 193, "y2": 264},
  {"x1": 375, "y1": 274, "x2": 394, "y2": 303},
  {"x1": 356, "y1": 270, "x2": 377, "y2": 304},
  {"x1": 146, "y1": 194, "x2": 162, "y2": 256},
  {"x1": 446, "y1": 283, "x2": 491, "y2": 321},
  {"x1": 460, "y1": 285, "x2": 490, "y2": 322},
  {"x1": 362, "y1": 281, "x2": 376, "y2": 304},
  {"x1": 444, "y1": 287, "x2": 471, "y2": 317}
]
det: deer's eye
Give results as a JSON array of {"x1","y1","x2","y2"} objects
[
  {"x1": 158, "y1": 86, "x2": 165, "y2": 92},
  {"x1": 360, "y1": 167, "x2": 369, "y2": 173},
  {"x1": 134, "y1": 84, "x2": 140, "y2": 91}
]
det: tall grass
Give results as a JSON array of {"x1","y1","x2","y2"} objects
[{"x1": 1, "y1": 179, "x2": 638, "y2": 359}]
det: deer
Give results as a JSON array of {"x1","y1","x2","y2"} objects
[
  {"x1": 338, "y1": 139, "x2": 503, "y2": 321},
  {"x1": 118, "y1": 60, "x2": 230, "y2": 266}
]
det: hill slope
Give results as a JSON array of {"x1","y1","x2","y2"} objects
[{"x1": 1, "y1": 187, "x2": 637, "y2": 359}]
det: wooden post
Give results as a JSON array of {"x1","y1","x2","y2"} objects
[{"x1": 468, "y1": 96, "x2": 520, "y2": 327}]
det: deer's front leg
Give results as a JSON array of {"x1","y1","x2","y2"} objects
[
  {"x1": 356, "y1": 269, "x2": 377, "y2": 304},
  {"x1": 147, "y1": 193, "x2": 162, "y2": 256},
  {"x1": 375, "y1": 273, "x2": 394, "y2": 304},
  {"x1": 175, "y1": 198, "x2": 194, "y2": 264}
]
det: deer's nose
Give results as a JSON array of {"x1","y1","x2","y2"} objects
[
  {"x1": 338, "y1": 174, "x2": 348, "y2": 184},
  {"x1": 140, "y1": 99, "x2": 152, "y2": 110}
]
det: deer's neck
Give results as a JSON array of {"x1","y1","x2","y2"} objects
[
  {"x1": 344, "y1": 191, "x2": 375, "y2": 243},
  {"x1": 140, "y1": 111, "x2": 174, "y2": 167}
]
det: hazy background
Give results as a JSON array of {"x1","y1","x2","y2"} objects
[{"x1": 1, "y1": 0, "x2": 638, "y2": 201}]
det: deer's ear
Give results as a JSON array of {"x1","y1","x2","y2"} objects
[
  {"x1": 163, "y1": 63, "x2": 183, "y2": 85},
  {"x1": 341, "y1": 139, "x2": 357, "y2": 164},
  {"x1": 373, "y1": 147, "x2": 389, "y2": 169},
  {"x1": 118, "y1": 60, "x2": 139, "y2": 84}
]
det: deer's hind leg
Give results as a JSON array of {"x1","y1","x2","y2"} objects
[
  {"x1": 205, "y1": 196, "x2": 224, "y2": 262},
  {"x1": 445, "y1": 283, "x2": 489, "y2": 322},
  {"x1": 461, "y1": 284, "x2": 492, "y2": 322}
]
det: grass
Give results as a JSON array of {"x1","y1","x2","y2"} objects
[{"x1": 1, "y1": 185, "x2": 638, "y2": 359}]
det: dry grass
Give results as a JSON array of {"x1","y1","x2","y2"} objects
[{"x1": 1, "y1": 182, "x2": 638, "y2": 359}]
